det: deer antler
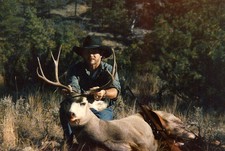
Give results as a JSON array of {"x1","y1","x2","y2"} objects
[{"x1": 36, "y1": 45, "x2": 72, "y2": 93}]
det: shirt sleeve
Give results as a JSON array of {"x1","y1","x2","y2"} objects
[
  {"x1": 113, "y1": 71, "x2": 121, "y2": 95},
  {"x1": 102, "y1": 62, "x2": 121, "y2": 95},
  {"x1": 66, "y1": 64, "x2": 81, "y2": 93}
]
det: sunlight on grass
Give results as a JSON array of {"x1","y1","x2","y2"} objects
[
  {"x1": 2, "y1": 96, "x2": 17, "y2": 149},
  {"x1": 0, "y1": 92, "x2": 63, "y2": 150}
]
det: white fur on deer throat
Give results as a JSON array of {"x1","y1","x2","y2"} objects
[
  {"x1": 89, "y1": 100, "x2": 109, "y2": 111},
  {"x1": 69, "y1": 97, "x2": 108, "y2": 125}
]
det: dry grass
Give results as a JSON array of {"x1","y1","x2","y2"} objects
[
  {"x1": 0, "y1": 92, "x2": 63, "y2": 150},
  {"x1": 0, "y1": 91, "x2": 224, "y2": 150},
  {"x1": 0, "y1": 73, "x2": 224, "y2": 150},
  {"x1": 2, "y1": 96, "x2": 17, "y2": 149},
  {"x1": 121, "y1": 73, "x2": 225, "y2": 151}
]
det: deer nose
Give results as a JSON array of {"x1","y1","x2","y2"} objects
[
  {"x1": 70, "y1": 112, "x2": 76, "y2": 118},
  {"x1": 69, "y1": 112, "x2": 80, "y2": 124}
]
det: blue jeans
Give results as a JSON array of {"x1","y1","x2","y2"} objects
[{"x1": 90, "y1": 107, "x2": 114, "y2": 120}]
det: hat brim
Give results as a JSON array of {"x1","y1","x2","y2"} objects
[{"x1": 73, "y1": 45, "x2": 112, "y2": 58}]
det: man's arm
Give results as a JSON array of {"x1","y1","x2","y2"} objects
[
  {"x1": 94, "y1": 70, "x2": 121, "y2": 100},
  {"x1": 66, "y1": 64, "x2": 81, "y2": 93},
  {"x1": 94, "y1": 87, "x2": 118, "y2": 100}
]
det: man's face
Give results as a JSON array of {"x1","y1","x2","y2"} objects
[{"x1": 82, "y1": 49, "x2": 102, "y2": 66}]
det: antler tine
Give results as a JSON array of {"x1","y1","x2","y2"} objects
[
  {"x1": 102, "y1": 48, "x2": 117, "y2": 86},
  {"x1": 36, "y1": 46, "x2": 72, "y2": 92},
  {"x1": 111, "y1": 48, "x2": 117, "y2": 78},
  {"x1": 51, "y1": 45, "x2": 62, "y2": 83}
]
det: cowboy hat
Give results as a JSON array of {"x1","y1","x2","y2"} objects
[{"x1": 72, "y1": 35, "x2": 112, "y2": 58}]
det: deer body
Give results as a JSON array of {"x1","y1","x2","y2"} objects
[
  {"x1": 69, "y1": 97, "x2": 158, "y2": 151},
  {"x1": 37, "y1": 48, "x2": 195, "y2": 151}
]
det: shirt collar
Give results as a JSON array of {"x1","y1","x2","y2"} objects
[{"x1": 84, "y1": 62, "x2": 103, "y2": 79}]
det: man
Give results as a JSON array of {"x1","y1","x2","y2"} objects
[{"x1": 59, "y1": 35, "x2": 121, "y2": 147}]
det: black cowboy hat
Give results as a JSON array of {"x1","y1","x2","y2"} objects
[{"x1": 72, "y1": 35, "x2": 112, "y2": 58}]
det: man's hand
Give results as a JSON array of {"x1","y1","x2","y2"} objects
[
  {"x1": 90, "y1": 87, "x2": 106, "y2": 100},
  {"x1": 94, "y1": 90, "x2": 106, "y2": 100}
]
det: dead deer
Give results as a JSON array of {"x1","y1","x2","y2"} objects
[{"x1": 37, "y1": 46, "x2": 195, "y2": 151}]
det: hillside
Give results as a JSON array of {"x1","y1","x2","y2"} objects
[
  {"x1": 49, "y1": 1, "x2": 149, "y2": 48},
  {"x1": 0, "y1": 1, "x2": 225, "y2": 150},
  {"x1": 50, "y1": 2, "x2": 127, "y2": 47},
  {"x1": 50, "y1": 2, "x2": 89, "y2": 17}
]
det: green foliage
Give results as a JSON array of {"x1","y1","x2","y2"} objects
[
  {"x1": 0, "y1": 0, "x2": 24, "y2": 37},
  {"x1": 91, "y1": 0, "x2": 130, "y2": 35},
  {"x1": 123, "y1": 0, "x2": 225, "y2": 109},
  {"x1": 0, "y1": 0, "x2": 25, "y2": 80},
  {"x1": 22, "y1": 7, "x2": 55, "y2": 50},
  {"x1": 0, "y1": 1, "x2": 85, "y2": 89},
  {"x1": 2, "y1": 6, "x2": 56, "y2": 88}
]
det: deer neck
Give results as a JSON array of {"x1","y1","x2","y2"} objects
[{"x1": 82, "y1": 110, "x2": 109, "y2": 140}]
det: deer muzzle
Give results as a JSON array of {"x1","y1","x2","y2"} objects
[{"x1": 69, "y1": 112, "x2": 80, "y2": 125}]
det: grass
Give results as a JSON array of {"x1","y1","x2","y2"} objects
[
  {"x1": 0, "y1": 92, "x2": 63, "y2": 150},
  {"x1": 0, "y1": 89, "x2": 224, "y2": 150},
  {"x1": 0, "y1": 74, "x2": 224, "y2": 150},
  {"x1": 2, "y1": 98, "x2": 17, "y2": 149}
]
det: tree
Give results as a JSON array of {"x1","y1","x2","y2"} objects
[
  {"x1": 3, "y1": 6, "x2": 56, "y2": 88},
  {"x1": 91, "y1": 0, "x2": 130, "y2": 35},
  {"x1": 123, "y1": 0, "x2": 225, "y2": 109},
  {"x1": 1, "y1": 0, "x2": 85, "y2": 90},
  {"x1": 0, "y1": 0, "x2": 24, "y2": 38},
  {"x1": 0, "y1": 0, "x2": 24, "y2": 77}
]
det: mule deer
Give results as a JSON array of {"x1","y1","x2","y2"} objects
[{"x1": 37, "y1": 47, "x2": 195, "y2": 151}]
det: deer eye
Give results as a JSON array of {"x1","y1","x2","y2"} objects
[{"x1": 80, "y1": 102, "x2": 86, "y2": 106}]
